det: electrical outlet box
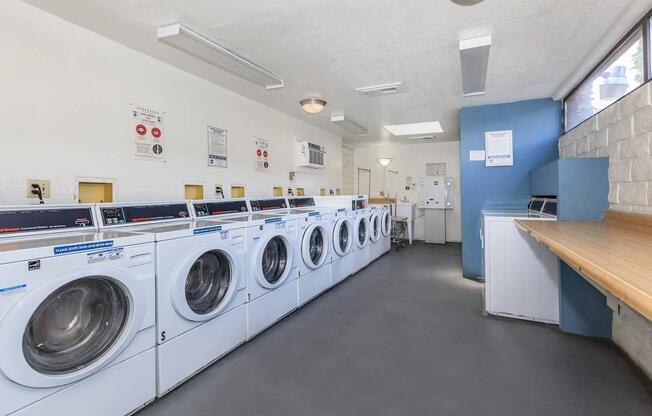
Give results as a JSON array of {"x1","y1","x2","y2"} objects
[{"x1": 26, "y1": 180, "x2": 51, "y2": 199}]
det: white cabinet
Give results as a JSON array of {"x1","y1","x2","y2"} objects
[{"x1": 483, "y1": 213, "x2": 559, "y2": 324}]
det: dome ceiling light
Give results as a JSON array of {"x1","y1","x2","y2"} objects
[
  {"x1": 300, "y1": 98, "x2": 327, "y2": 114},
  {"x1": 450, "y1": 0, "x2": 485, "y2": 5}
]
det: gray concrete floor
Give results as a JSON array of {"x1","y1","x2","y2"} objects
[{"x1": 138, "y1": 243, "x2": 652, "y2": 416}]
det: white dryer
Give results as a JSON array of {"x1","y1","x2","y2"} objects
[
  {"x1": 96, "y1": 202, "x2": 247, "y2": 397},
  {"x1": 0, "y1": 205, "x2": 156, "y2": 416},
  {"x1": 315, "y1": 195, "x2": 370, "y2": 275},
  {"x1": 237, "y1": 198, "x2": 299, "y2": 339}
]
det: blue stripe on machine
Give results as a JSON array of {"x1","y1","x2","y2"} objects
[
  {"x1": 54, "y1": 240, "x2": 114, "y2": 255},
  {"x1": 193, "y1": 226, "x2": 222, "y2": 235},
  {"x1": 338, "y1": 208, "x2": 345, "y2": 212},
  {"x1": 265, "y1": 217, "x2": 282, "y2": 223},
  {"x1": 0, "y1": 283, "x2": 27, "y2": 293},
  {"x1": 309, "y1": 212, "x2": 320, "y2": 216}
]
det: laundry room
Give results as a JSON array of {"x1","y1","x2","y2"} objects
[{"x1": 1, "y1": 1, "x2": 652, "y2": 415}]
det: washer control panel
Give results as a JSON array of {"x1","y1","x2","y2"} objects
[{"x1": 99, "y1": 203, "x2": 189, "y2": 226}]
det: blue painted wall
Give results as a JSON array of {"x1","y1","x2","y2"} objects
[{"x1": 460, "y1": 99, "x2": 561, "y2": 278}]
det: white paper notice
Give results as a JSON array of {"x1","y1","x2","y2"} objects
[
  {"x1": 131, "y1": 104, "x2": 165, "y2": 161},
  {"x1": 485, "y1": 130, "x2": 513, "y2": 167},
  {"x1": 255, "y1": 137, "x2": 269, "y2": 170},
  {"x1": 469, "y1": 150, "x2": 485, "y2": 161},
  {"x1": 207, "y1": 126, "x2": 227, "y2": 167}
]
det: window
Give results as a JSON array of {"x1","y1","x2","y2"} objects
[{"x1": 564, "y1": 13, "x2": 651, "y2": 131}]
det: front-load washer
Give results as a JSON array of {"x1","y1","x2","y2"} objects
[
  {"x1": 228, "y1": 201, "x2": 298, "y2": 340},
  {"x1": 0, "y1": 205, "x2": 156, "y2": 416},
  {"x1": 288, "y1": 197, "x2": 352, "y2": 287},
  {"x1": 368, "y1": 206, "x2": 383, "y2": 262},
  {"x1": 314, "y1": 195, "x2": 370, "y2": 275},
  {"x1": 379, "y1": 203, "x2": 392, "y2": 254},
  {"x1": 190, "y1": 198, "x2": 250, "y2": 220},
  {"x1": 96, "y1": 202, "x2": 247, "y2": 397}
]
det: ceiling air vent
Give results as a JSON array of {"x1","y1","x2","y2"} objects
[{"x1": 355, "y1": 82, "x2": 404, "y2": 97}]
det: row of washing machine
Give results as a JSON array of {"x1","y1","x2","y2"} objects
[{"x1": 0, "y1": 195, "x2": 391, "y2": 416}]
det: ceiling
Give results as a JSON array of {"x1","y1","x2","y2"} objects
[{"x1": 23, "y1": 0, "x2": 648, "y2": 146}]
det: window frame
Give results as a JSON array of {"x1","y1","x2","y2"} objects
[{"x1": 563, "y1": 9, "x2": 652, "y2": 132}]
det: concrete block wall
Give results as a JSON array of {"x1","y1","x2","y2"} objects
[
  {"x1": 341, "y1": 145, "x2": 355, "y2": 195},
  {"x1": 558, "y1": 82, "x2": 652, "y2": 379}
]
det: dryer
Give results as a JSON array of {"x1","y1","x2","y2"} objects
[
  {"x1": 96, "y1": 202, "x2": 247, "y2": 397},
  {"x1": 0, "y1": 205, "x2": 156, "y2": 416},
  {"x1": 236, "y1": 198, "x2": 299, "y2": 339}
]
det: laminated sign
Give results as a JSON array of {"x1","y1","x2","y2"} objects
[
  {"x1": 255, "y1": 137, "x2": 269, "y2": 170},
  {"x1": 485, "y1": 130, "x2": 513, "y2": 167},
  {"x1": 131, "y1": 104, "x2": 165, "y2": 161},
  {"x1": 207, "y1": 125, "x2": 227, "y2": 167}
]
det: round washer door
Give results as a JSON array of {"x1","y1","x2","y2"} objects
[
  {"x1": 354, "y1": 216, "x2": 369, "y2": 249},
  {"x1": 172, "y1": 245, "x2": 239, "y2": 322},
  {"x1": 0, "y1": 267, "x2": 145, "y2": 388},
  {"x1": 301, "y1": 223, "x2": 329, "y2": 269},
  {"x1": 332, "y1": 218, "x2": 353, "y2": 257},
  {"x1": 381, "y1": 211, "x2": 391, "y2": 237},
  {"x1": 369, "y1": 213, "x2": 381, "y2": 242},
  {"x1": 254, "y1": 233, "x2": 294, "y2": 289}
]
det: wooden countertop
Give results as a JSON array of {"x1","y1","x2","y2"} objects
[
  {"x1": 515, "y1": 211, "x2": 652, "y2": 322},
  {"x1": 368, "y1": 198, "x2": 396, "y2": 204}
]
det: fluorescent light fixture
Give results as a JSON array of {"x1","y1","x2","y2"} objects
[
  {"x1": 157, "y1": 23, "x2": 283, "y2": 90},
  {"x1": 355, "y1": 82, "x2": 404, "y2": 97},
  {"x1": 459, "y1": 35, "x2": 491, "y2": 96},
  {"x1": 384, "y1": 121, "x2": 443, "y2": 136},
  {"x1": 377, "y1": 158, "x2": 392, "y2": 167},
  {"x1": 331, "y1": 114, "x2": 367, "y2": 135}
]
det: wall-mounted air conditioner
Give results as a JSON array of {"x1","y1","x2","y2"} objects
[{"x1": 297, "y1": 141, "x2": 325, "y2": 169}]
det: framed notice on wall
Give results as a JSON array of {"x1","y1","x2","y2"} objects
[
  {"x1": 130, "y1": 104, "x2": 165, "y2": 162},
  {"x1": 485, "y1": 130, "x2": 513, "y2": 167},
  {"x1": 207, "y1": 125, "x2": 227, "y2": 167}
]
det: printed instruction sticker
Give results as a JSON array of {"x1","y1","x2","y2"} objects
[
  {"x1": 131, "y1": 104, "x2": 166, "y2": 162},
  {"x1": 208, "y1": 125, "x2": 228, "y2": 167},
  {"x1": 87, "y1": 247, "x2": 124, "y2": 264}
]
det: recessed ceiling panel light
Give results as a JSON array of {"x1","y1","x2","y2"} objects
[
  {"x1": 331, "y1": 114, "x2": 367, "y2": 135},
  {"x1": 384, "y1": 121, "x2": 443, "y2": 136}
]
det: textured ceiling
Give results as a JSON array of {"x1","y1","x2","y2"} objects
[{"x1": 22, "y1": 0, "x2": 651, "y2": 146}]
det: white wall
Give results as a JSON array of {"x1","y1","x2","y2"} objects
[
  {"x1": 353, "y1": 141, "x2": 461, "y2": 242},
  {"x1": 0, "y1": 1, "x2": 342, "y2": 204}
]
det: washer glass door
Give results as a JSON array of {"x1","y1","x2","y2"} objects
[
  {"x1": 338, "y1": 221, "x2": 350, "y2": 254},
  {"x1": 309, "y1": 227, "x2": 324, "y2": 265},
  {"x1": 185, "y1": 251, "x2": 232, "y2": 315},
  {"x1": 262, "y1": 236, "x2": 288, "y2": 284},
  {"x1": 22, "y1": 277, "x2": 128, "y2": 375},
  {"x1": 357, "y1": 219, "x2": 367, "y2": 247}
]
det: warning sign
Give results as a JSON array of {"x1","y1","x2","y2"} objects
[
  {"x1": 131, "y1": 104, "x2": 165, "y2": 161},
  {"x1": 255, "y1": 137, "x2": 269, "y2": 170}
]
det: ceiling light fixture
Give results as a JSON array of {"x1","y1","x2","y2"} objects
[
  {"x1": 377, "y1": 158, "x2": 392, "y2": 167},
  {"x1": 459, "y1": 35, "x2": 492, "y2": 96},
  {"x1": 355, "y1": 82, "x2": 404, "y2": 97},
  {"x1": 450, "y1": 0, "x2": 485, "y2": 5},
  {"x1": 384, "y1": 121, "x2": 443, "y2": 136},
  {"x1": 157, "y1": 23, "x2": 284, "y2": 90},
  {"x1": 300, "y1": 98, "x2": 327, "y2": 114},
  {"x1": 331, "y1": 114, "x2": 367, "y2": 135}
]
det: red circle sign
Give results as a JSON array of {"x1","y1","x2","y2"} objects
[
  {"x1": 136, "y1": 124, "x2": 147, "y2": 136},
  {"x1": 256, "y1": 149, "x2": 262, "y2": 156},
  {"x1": 263, "y1": 150, "x2": 268, "y2": 158},
  {"x1": 151, "y1": 127, "x2": 161, "y2": 138}
]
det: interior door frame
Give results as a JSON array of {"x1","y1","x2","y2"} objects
[{"x1": 357, "y1": 168, "x2": 371, "y2": 195}]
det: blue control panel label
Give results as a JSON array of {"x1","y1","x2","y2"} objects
[
  {"x1": 0, "y1": 283, "x2": 27, "y2": 294},
  {"x1": 264, "y1": 217, "x2": 283, "y2": 224},
  {"x1": 54, "y1": 240, "x2": 114, "y2": 255},
  {"x1": 308, "y1": 212, "x2": 320, "y2": 217},
  {"x1": 338, "y1": 208, "x2": 345, "y2": 212},
  {"x1": 193, "y1": 226, "x2": 222, "y2": 235}
]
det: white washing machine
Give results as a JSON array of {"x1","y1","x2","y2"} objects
[
  {"x1": 0, "y1": 205, "x2": 156, "y2": 416},
  {"x1": 288, "y1": 206, "x2": 332, "y2": 306},
  {"x1": 288, "y1": 197, "x2": 352, "y2": 287},
  {"x1": 190, "y1": 198, "x2": 250, "y2": 220},
  {"x1": 380, "y1": 204, "x2": 392, "y2": 254},
  {"x1": 368, "y1": 206, "x2": 383, "y2": 262},
  {"x1": 237, "y1": 198, "x2": 299, "y2": 339},
  {"x1": 315, "y1": 195, "x2": 369, "y2": 275},
  {"x1": 96, "y1": 202, "x2": 247, "y2": 397}
]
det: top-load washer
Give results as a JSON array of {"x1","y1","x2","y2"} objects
[
  {"x1": 234, "y1": 197, "x2": 300, "y2": 339},
  {"x1": 286, "y1": 197, "x2": 332, "y2": 306},
  {"x1": 96, "y1": 201, "x2": 247, "y2": 397},
  {"x1": 289, "y1": 197, "x2": 353, "y2": 287},
  {"x1": 314, "y1": 195, "x2": 369, "y2": 275},
  {"x1": 0, "y1": 205, "x2": 156, "y2": 416}
]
